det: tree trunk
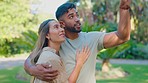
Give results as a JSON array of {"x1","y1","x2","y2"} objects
[
  {"x1": 78, "y1": 0, "x2": 94, "y2": 25},
  {"x1": 102, "y1": 58, "x2": 110, "y2": 72}
]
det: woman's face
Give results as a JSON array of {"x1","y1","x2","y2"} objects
[{"x1": 47, "y1": 20, "x2": 65, "y2": 43}]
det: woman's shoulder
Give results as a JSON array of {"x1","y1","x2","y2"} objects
[
  {"x1": 41, "y1": 47, "x2": 60, "y2": 59},
  {"x1": 36, "y1": 47, "x2": 60, "y2": 64},
  {"x1": 40, "y1": 47, "x2": 56, "y2": 57},
  {"x1": 43, "y1": 47, "x2": 56, "y2": 53}
]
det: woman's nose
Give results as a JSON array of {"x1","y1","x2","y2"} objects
[{"x1": 60, "y1": 27, "x2": 64, "y2": 32}]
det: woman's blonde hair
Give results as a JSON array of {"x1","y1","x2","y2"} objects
[{"x1": 31, "y1": 19, "x2": 55, "y2": 64}]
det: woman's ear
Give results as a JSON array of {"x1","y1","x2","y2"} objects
[
  {"x1": 59, "y1": 21, "x2": 65, "y2": 28},
  {"x1": 46, "y1": 34, "x2": 50, "y2": 39}
]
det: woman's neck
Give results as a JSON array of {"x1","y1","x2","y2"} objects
[{"x1": 48, "y1": 42, "x2": 61, "y2": 55}]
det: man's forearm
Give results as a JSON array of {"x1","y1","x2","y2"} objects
[
  {"x1": 117, "y1": 8, "x2": 131, "y2": 40},
  {"x1": 24, "y1": 55, "x2": 59, "y2": 81},
  {"x1": 24, "y1": 55, "x2": 34, "y2": 75}
]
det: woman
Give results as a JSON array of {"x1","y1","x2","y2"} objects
[{"x1": 30, "y1": 19, "x2": 90, "y2": 83}]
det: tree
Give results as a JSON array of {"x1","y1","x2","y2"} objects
[
  {"x1": 130, "y1": 0, "x2": 148, "y2": 44},
  {"x1": 0, "y1": 0, "x2": 38, "y2": 56}
]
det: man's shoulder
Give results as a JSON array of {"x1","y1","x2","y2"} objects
[
  {"x1": 80, "y1": 31, "x2": 105, "y2": 36},
  {"x1": 80, "y1": 31, "x2": 104, "y2": 34}
]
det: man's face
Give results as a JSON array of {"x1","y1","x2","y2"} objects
[{"x1": 61, "y1": 8, "x2": 81, "y2": 33}]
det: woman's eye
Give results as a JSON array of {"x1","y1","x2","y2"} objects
[{"x1": 54, "y1": 26, "x2": 58, "y2": 29}]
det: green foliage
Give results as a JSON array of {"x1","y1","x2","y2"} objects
[
  {"x1": 0, "y1": 0, "x2": 37, "y2": 39},
  {"x1": 82, "y1": 22, "x2": 117, "y2": 32},
  {"x1": 16, "y1": 30, "x2": 38, "y2": 53},
  {"x1": 115, "y1": 41, "x2": 148, "y2": 59},
  {"x1": 0, "y1": 0, "x2": 39, "y2": 56},
  {"x1": 98, "y1": 40, "x2": 148, "y2": 60},
  {"x1": 0, "y1": 39, "x2": 18, "y2": 57},
  {"x1": 131, "y1": 0, "x2": 148, "y2": 44}
]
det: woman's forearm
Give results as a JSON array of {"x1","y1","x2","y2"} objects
[{"x1": 68, "y1": 63, "x2": 83, "y2": 83}]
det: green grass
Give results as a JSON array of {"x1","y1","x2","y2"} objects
[
  {"x1": 0, "y1": 66, "x2": 30, "y2": 83},
  {"x1": 96, "y1": 64, "x2": 148, "y2": 83},
  {"x1": 0, "y1": 64, "x2": 148, "y2": 83}
]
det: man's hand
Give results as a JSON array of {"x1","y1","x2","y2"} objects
[
  {"x1": 120, "y1": 0, "x2": 131, "y2": 10},
  {"x1": 30, "y1": 63, "x2": 58, "y2": 82}
]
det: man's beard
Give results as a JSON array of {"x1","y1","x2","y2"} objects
[{"x1": 65, "y1": 26, "x2": 81, "y2": 33}]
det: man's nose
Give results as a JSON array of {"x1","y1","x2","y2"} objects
[{"x1": 75, "y1": 17, "x2": 80, "y2": 22}]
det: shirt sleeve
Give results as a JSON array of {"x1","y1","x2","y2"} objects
[
  {"x1": 36, "y1": 51, "x2": 53, "y2": 65},
  {"x1": 85, "y1": 31, "x2": 106, "y2": 51}
]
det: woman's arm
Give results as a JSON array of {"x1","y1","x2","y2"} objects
[{"x1": 68, "y1": 46, "x2": 90, "y2": 83}]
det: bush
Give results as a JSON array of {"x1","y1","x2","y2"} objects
[{"x1": 0, "y1": 0, "x2": 39, "y2": 57}]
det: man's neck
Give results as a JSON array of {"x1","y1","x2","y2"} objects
[{"x1": 65, "y1": 31, "x2": 79, "y2": 40}]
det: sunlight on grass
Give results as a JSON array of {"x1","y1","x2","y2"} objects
[
  {"x1": 145, "y1": 73, "x2": 148, "y2": 76},
  {"x1": 0, "y1": 66, "x2": 30, "y2": 83},
  {"x1": 96, "y1": 64, "x2": 148, "y2": 83}
]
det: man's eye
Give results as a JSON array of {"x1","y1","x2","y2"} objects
[{"x1": 69, "y1": 16, "x2": 73, "y2": 19}]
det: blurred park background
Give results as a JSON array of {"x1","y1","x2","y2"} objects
[{"x1": 0, "y1": 0, "x2": 148, "y2": 83}]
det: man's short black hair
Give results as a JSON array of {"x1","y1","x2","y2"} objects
[{"x1": 56, "y1": 2, "x2": 76, "y2": 20}]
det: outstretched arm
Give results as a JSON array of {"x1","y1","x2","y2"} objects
[
  {"x1": 103, "y1": 0, "x2": 131, "y2": 48},
  {"x1": 24, "y1": 53, "x2": 58, "y2": 81},
  {"x1": 68, "y1": 46, "x2": 90, "y2": 83}
]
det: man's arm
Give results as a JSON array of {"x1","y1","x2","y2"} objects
[
  {"x1": 24, "y1": 53, "x2": 58, "y2": 81},
  {"x1": 103, "y1": 0, "x2": 131, "y2": 48}
]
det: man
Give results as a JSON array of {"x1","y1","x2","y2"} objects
[{"x1": 24, "y1": 0, "x2": 131, "y2": 83}]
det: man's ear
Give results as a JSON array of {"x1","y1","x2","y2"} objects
[{"x1": 59, "y1": 21, "x2": 65, "y2": 28}]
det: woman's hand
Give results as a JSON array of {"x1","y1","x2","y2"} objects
[
  {"x1": 76, "y1": 46, "x2": 90, "y2": 66},
  {"x1": 68, "y1": 46, "x2": 91, "y2": 83}
]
